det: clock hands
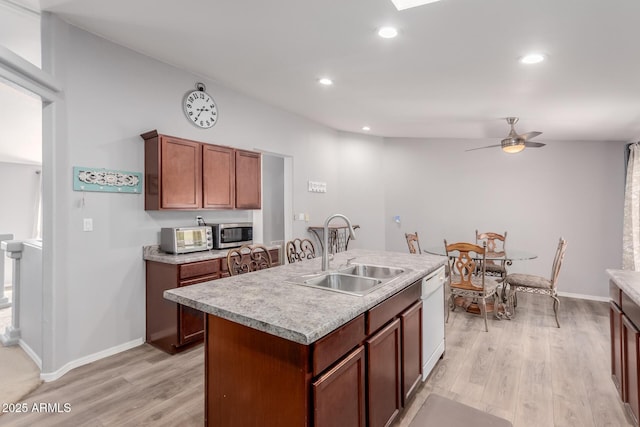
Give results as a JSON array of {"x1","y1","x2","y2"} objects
[{"x1": 194, "y1": 106, "x2": 210, "y2": 121}]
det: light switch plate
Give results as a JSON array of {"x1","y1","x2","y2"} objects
[
  {"x1": 83, "y1": 218, "x2": 93, "y2": 232},
  {"x1": 308, "y1": 181, "x2": 327, "y2": 193}
]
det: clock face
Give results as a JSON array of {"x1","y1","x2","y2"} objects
[{"x1": 183, "y1": 90, "x2": 218, "y2": 128}]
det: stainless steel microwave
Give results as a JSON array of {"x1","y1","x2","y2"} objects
[
  {"x1": 160, "y1": 226, "x2": 213, "y2": 254},
  {"x1": 211, "y1": 223, "x2": 253, "y2": 249}
]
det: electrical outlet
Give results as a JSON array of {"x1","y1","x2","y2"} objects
[{"x1": 83, "y1": 218, "x2": 93, "y2": 232}]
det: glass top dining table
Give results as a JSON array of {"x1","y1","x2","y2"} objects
[
  {"x1": 423, "y1": 245, "x2": 537, "y2": 320},
  {"x1": 422, "y1": 246, "x2": 537, "y2": 262}
]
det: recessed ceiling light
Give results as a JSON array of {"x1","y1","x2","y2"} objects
[
  {"x1": 362, "y1": 126, "x2": 371, "y2": 131},
  {"x1": 378, "y1": 27, "x2": 398, "y2": 39},
  {"x1": 520, "y1": 53, "x2": 545, "y2": 64},
  {"x1": 318, "y1": 77, "x2": 333, "y2": 86},
  {"x1": 390, "y1": 0, "x2": 442, "y2": 11}
]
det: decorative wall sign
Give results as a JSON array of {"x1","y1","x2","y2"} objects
[{"x1": 73, "y1": 167, "x2": 142, "y2": 193}]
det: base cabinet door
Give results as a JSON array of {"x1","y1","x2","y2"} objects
[
  {"x1": 401, "y1": 301, "x2": 423, "y2": 405},
  {"x1": 179, "y1": 305, "x2": 205, "y2": 345},
  {"x1": 623, "y1": 314, "x2": 640, "y2": 424},
  {"x1": 611, "y1": 302, "x2": 623, "y2": 397},
  {"x1": 313, "y1": 346, "x2": 366, "y2": 427},
  {"x1": 367, "y1": 318, "x2": 401, "y2": 427}
]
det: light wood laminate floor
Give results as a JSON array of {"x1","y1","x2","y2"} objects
[{"x1": 0, "y1": 293, "x2": 631, "y2": 427}]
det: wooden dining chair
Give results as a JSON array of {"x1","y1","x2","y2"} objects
[
  {"x1": 505, "y1": 237, "x2": 567, "y2": 328},
  {"x1": 405, "y1": 232, "x2": 422, "y2": 254},
  {"x1": 227, "y1": 244, "x2": 273, "y2": 276},
  {"x1": 285, "y1": 238, "x2": 316, "y2": 263},
  {"x1": 475, "y1": 230, "x2": 508, "y2": 280},
  {"x1": 444, "y1": 240, "x2": 499, "y2": 332}
]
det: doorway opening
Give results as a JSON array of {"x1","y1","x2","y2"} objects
[{"x1": 253, "y1": 152, "x2": 293, "y2": 264}]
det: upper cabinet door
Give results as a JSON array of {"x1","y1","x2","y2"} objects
[
  {"x1": 203, "y1": 144, "x2": 235, "y2": 209},
  {"x1": 235, "y1": 150, "x2": 262, "y2": 209},
  {"x1": 142, "y1": 130, "x2": 262, "y2": 210},
  {"x1": 160, "y1": 136, "x2": 202, "y2": 209}
]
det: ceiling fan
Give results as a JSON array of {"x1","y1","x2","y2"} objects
[{"x1": 467, "y1": 117, "x2": 545, "y2": 153}]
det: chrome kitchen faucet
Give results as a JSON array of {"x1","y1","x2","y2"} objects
[{"x1": 321, "y1": 214, "x2": 356, "y2": 271}]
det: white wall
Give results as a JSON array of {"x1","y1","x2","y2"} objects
[
  {"x1": 41, "y1": 15, "x2": 387, "y2": 375},
  {"x1": 19, "y1": 240, "x2": 42, "y2": 364},
  {"x1": 0, "y1": 162, "x2": 40, "y2": 240},
  {"x1": 0, "y1": 162, "x2": 40, "y2": 284},
  {"x1": 383, "y1": 137, "x2": 626, "y2": 298},
  {"x1": 262, "y1": 154, "x2": 284, "y2": 245}
]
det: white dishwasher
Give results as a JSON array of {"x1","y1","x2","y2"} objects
[{"x1": 421, "y1": 265, "x2": 446, "y2": 381}]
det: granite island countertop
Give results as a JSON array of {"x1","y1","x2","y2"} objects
[
  {"x1": 607, "y1": 269, "x2": 640, "y2": 306},
  {"x1": 164, "y1": 248, "x2": 447, "y2": 345}
]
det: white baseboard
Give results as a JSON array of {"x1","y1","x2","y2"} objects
[
  {"x1": 18, "y1": 339, "x2": 42, "y2": 370},
  {"x1": 557, "y1": 291, "x2": 608, "y2": 302},
  {"x1": 40, "y1": 337, "x2": 144, "y2": 382}
]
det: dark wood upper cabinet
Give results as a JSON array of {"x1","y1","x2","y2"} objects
[
  {"x1": 161, "y1": 136, "x2": 202, "y2": 209},
  {"x1": 141, "y1": 130, "x2": 261, "y2": 210},
  {"x1": 202, "y1": 144, "x2": 235, "y2": 209},
  {"x1": 235, "y1": 149, "x2": 261, "y2": 209}
]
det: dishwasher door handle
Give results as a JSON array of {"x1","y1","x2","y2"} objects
[{"x1": 422, "y1": 267, "x2": 446, "y2": 297}]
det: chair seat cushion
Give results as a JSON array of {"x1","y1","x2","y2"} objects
[
  {"x1": 484, "y1": 263, "x2": 506, "y2": 273},
  {"x1": 506, "y1": 273, "x2": 552, "y2": 289},
  {"x1": 450, "y1": 275, "x2": 499, "y2": 293}
]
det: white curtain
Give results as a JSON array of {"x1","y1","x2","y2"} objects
[{"x1": 623, "y1": 143, "x2": 640, "y2": 270}]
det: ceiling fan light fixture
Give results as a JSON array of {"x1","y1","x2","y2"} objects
[{"x1": 501, "y1": 137, "x2": 525, "y2": 154}]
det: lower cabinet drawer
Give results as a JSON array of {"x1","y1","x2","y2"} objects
[
  {"x1": 367, "y1": 280, "x2": 421, "y2": 335},
  {"x1": 179, "y1": 259, "x2": 220, "y2": 280},
  {"x1": 313, "y1": 314, "x2": 365, "y2": 376}
]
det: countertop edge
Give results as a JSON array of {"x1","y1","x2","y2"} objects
[{"x1": 607, "y1": 268, "x2": 640, "y2": 306}]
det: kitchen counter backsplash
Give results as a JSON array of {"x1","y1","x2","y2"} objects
[{"x1": 143, "y1": 244, "x2": 281, "y2": 265}]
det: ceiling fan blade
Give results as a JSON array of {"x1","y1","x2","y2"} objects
[
  {"x1": 519, "y1": 131, "x2": 542, "y2": 141},
  {"x1": 465, "y1": 144, "x2": 502, "y2": 152},
  {"x1": 524, "y1": 141, "x2": 546, "y2": 148}
]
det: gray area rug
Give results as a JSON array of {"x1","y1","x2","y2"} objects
[{"x1": 410, "y1": 393, "x2": 513, "y2": 427}]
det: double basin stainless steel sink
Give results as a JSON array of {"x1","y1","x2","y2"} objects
[{"x1": 287, "y1": 263, "x2": 409, "y2": 296}]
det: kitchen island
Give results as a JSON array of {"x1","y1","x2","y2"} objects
[{"x1": 165, "y1": 248, "x2": 446, "y2": 427}]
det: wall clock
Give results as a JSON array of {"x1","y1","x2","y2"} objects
[{"x1": 183, "y1": 83, "x2": 218, "y2": 128}]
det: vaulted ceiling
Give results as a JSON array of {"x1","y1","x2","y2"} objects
[{"x1": 3, "y1": 0, "x2": 640, "y2": 164}]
